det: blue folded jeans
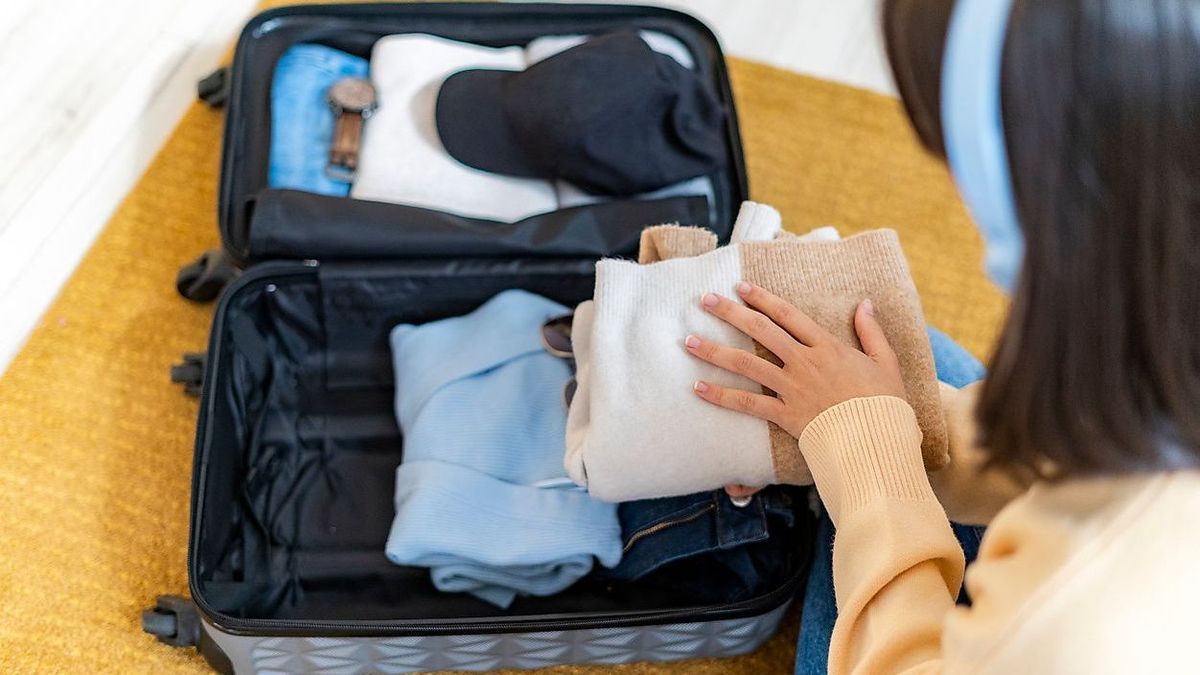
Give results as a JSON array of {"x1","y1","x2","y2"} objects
[
  {"x1": 600, "y1": 485, "x2": 801, "y2": 603},
  {"x1": 269, "y1": 44, "x2": 368, "y2": 196},
  {"x1": 795, "y1": 327, "x2": 987, "y2": 675}
]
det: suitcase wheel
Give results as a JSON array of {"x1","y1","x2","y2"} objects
[
  {"x1": 177, "y1": 249, "x2": 239, "y2": 302},
  {"x1": 142, "y1": 595, "x2": 200, "y2": 648},
  {"x1": 170, "y1": 352, "x2": 207, "y2": 397}
]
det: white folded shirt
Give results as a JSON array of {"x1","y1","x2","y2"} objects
[
  {"x1": 565, "y1": 202, "x2": 840, "y2": 502},
  {"x1": 351, "y1": 34, "x2": 559, "y2": 221}
]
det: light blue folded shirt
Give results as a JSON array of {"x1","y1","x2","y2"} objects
[
  {"x1": 386, "y1": 289, "x2": 622, "y2": 608},
  {"x1": 269, "y1": 44, "x2": 368, "y2": 196}
]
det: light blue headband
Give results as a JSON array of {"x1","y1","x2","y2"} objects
[{"x1": 941, "y1": 0, "x2": 1024, "y2": 292}]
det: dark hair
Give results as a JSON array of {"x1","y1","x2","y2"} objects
[{"x1": 884, "y1": 0, "x2": 1200, "y2": 479}]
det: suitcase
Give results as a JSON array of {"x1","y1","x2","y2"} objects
[{"x1": 147, "y1": 4, "x2": 816, "y2": 673}]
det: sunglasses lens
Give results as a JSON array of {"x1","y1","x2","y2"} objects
[
  {"x1": 542, "y1": 315, "x2": 574, "y2": 356},
  {"x1": 563, "y1": 377, "x2": 578, "y2": 408}
]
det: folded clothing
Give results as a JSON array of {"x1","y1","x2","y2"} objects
[
  {"x1": 524, "y1": 31, "x2": 696, "y2": 70},
  {"x1": 268, "y1": 44, "x2": 369, "y2": 196},
  {"x1": 385, "y1": 289, "x2": 621, "y2": 608},
  {"x1": 351, "y1": 35, "x2": 559, "y2": 221},
  {"x1": 566, "y1": 201, "x2": 946, "y2": 502},
  {"x1": 603, "y1": 487, "x2": 799, "y2": 603}
]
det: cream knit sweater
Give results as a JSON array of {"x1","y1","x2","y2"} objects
[{"x1": 814, "y1": 381, "x2": 1200, "y2": 674}]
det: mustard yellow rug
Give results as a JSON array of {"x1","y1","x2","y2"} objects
[{"x1": 0, "y1": 21, "x2": 1006, "y2": 675}]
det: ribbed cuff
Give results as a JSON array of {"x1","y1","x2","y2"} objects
[{"x1": 798, "y1": 396, "x2": 934, "y2": 526}]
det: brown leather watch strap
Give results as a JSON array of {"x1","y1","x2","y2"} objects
[{"x1": 329, "y1": 111, "x2": 364, "y2": 171}]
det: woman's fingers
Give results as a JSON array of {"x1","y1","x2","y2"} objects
[
  {"x1": 700, "y1": 292, "x2": 804, "y2": 360},
  {"x1": 853, "y1": 299, "x2": 899, "y2": 371},
  {"x1": 692, "y1": 379, "x2": 786, "y2": 424},
  {"x1": 724, "y1": 484, "x2": 764, "y2": 506},
  {"x1": 734, "y1": 282, "x2": 829, "y2": 347},
  {"x1": 685, "y1": 335, "x2": 789, "y2": 393}
]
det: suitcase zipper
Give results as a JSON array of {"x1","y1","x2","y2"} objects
[{"x1": 195, "y1": 573, "x2": 801, "y2": 638}]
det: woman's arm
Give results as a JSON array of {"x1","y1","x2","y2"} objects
[
  {"x1": 929, "y1": 382, "x2": 1031, "y2": 525},
  {"x1": 800, "y1": 396, "x2": 963, "y2": 674},
  {"x1": 684, "y1": 283, "x2": 967, "y2": 674},
  {"x1": 726, "y1": 381, "x2": 1031, "y2": 521}
]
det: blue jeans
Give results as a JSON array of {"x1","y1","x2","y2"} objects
[
  {"x1": 601, "y1": 486, "x2": 802, "y2": 603},
  {"x1": 269, "y1": 44, "x2": 368, "y2": 197},
  {"x1": 795, "y1": 327, "x2": 987, "y2": 675}
]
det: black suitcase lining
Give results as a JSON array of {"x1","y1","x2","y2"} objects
[{"x1": 193, "y1": 263, "x2": 811, "y2": 622}]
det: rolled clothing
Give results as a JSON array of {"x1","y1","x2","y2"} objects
[
  {"x1": 268, "y1": 44, "x2": 369, "y2": 196},
  {"x1": 566, "y1": 201, "x2": 946, "y2": 502},
  {"x1": 385, "y1": 289, "x2": 621, "y2": 608},
  {"x1": 351, "y1": 34, "x2": 558, "y2": 221}
]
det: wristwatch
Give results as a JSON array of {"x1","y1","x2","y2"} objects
[{"x1": 326, "y1": 77, "x2": 378, "y2": 182}]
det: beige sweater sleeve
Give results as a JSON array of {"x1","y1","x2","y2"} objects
[
  {"x1": 799, "y1": 395, "x2": 1195, "y2": 674},
  {"x1": 799, "y1": 396, "x2": 965, "y2": 674},
  {"x1": 928, "y1": 382, "x2": 1030, "y2": 525}
]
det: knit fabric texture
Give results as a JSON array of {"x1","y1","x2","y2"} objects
[
  {"x1": 567, "y1": 202, "x2": 945, "y2": 500},
  {"x1": 741, "y1": 230, "x2": 948, "y2": 482},
  {"x1": 566, "y1": 203, "x2": 781, "y2": 501},
  {"x1": 386, "y1": 289, "x2": 621, "y2": 608}
]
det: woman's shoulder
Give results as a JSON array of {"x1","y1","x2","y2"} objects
[{"x1": 942, "y1": 471, "x2": 1200, "y2": 673}]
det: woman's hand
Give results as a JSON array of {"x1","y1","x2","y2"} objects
[{"x1": 687, "y1": 282, "x2": 907, "y2": 441}]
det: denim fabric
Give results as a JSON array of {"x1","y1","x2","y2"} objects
[
  {"x1": 601, "y1": 486, "x2": 801, "y2": 603},
  {"x1": 269, "y1": 44, "x2": 368, "y2": 196},
  {"x1": 795, "y1": 327, "x2": 988, "y2": 675},
  {"x1": 927, "y1": 325, "x2": 988, "y2": 388}
]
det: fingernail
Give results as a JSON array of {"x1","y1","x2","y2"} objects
[
  {"x1": 701, "y1": 293, "x2": 720, "y2": 308},
  {"x1": 862, "y1": 298, "x2": 875, "y2": 317},
  {"x1": 685, "y1": 335, "x2": 701, "y2": 349},
  {"x1": 736, "y1": 281, "x2": 752, "y2": 295},
  {"x1": 694, "y1": 381, "x2": 709, "y2": 393}
]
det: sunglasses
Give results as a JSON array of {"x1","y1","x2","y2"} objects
[
  {"x1": 541, "y1": 313, "x2": 578, "y2": 407},
  {"x1": 541, "y1": 313, "x2": 574, "y2": 358}
]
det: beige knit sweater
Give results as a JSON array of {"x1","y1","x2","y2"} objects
[{"x1": 811, "y1": 382, "x2": 1200, "y2": 674}]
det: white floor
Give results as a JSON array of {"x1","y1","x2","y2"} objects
[{"x1": 0, "y1": 0, "x2": 893, "y2": 376}]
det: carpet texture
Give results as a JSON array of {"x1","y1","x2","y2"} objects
[{"x1": 0, "y1": 12, "x2": 1006, "y2": 674}]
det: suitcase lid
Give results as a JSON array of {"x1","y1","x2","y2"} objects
[{"x1": 184, "y1": 3, "x2": 749, "y2": 298}]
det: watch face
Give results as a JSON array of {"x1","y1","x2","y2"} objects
[{"x1": 328, "y1": 77, "x2": 377, "y2": 112}]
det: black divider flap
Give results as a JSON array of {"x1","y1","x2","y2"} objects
[
  {"x1": 317, "y1": 257, "x2": 598, "y2": 390},
  {"x1": 217, "y1": 3, "x2": 748, "y2": 264},
  {"x1": 248, "y1": 190, "x2": 710, "y2": 263}
]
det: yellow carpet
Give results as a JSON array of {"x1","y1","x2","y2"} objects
[{"x1": 0, "y1": 19, "x2": 1006, "y2": 675}]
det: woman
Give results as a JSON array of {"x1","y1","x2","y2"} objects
[{"x1": 685, "y1": 0, "x2": 1200, "y2": 672}]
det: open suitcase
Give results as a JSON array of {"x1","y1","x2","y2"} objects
[{"x1": 146, "y1": 4, "x2": 816, "y2": 673}]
